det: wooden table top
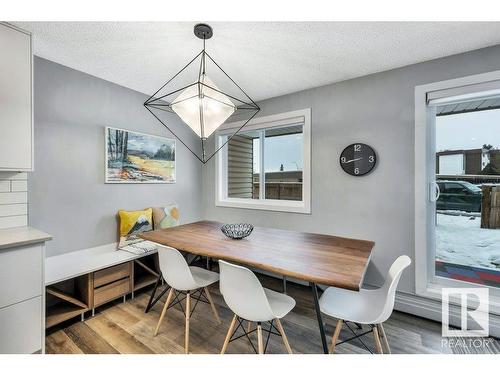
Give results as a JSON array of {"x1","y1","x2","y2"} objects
[{"x1": 140, "y1": 221, "x2": 375, "y2": 291}]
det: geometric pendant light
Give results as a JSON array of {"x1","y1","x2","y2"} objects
[{"x1": 144, "y1": 23, "x2": 260, "y2": 164}]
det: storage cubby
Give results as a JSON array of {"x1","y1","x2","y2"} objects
[
  {"x1": 92, "y1": 262, "x2": 133, "y2": 308},
  {"x1": 133, "y1": 253, "x2": 160, "y2": 292},
  {"x1": 46, "y1": 252, "x2": 160, "y2": 329},
  {"x1": 45, "y1": 275, "x2": 91, "y2": 329}
]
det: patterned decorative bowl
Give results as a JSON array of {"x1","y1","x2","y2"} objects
[{"x1": 221, "y1": 223, "x2": 254, "y2": 239}]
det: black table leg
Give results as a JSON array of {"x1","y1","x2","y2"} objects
[
  {"x1": 310, "y1": 282, "x2": 328, "y2": 354},
  {"x1": 145, "y1": 272, "x2": 169, "y2": 313}
]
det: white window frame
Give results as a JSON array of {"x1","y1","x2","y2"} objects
[
  {"x1": 415, "y1": 70, "x2": 500, "y2": 314},
  {"x1": 215, "y1": 108, "x2": 311, "y2": 214}
]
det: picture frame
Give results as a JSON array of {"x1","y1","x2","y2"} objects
[{"x1": 105, "y1": 126, "x2": 176, "y2": 184}]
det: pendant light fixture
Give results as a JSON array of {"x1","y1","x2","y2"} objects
[{"x1": 144, "y1": 23, "x2": 260, "y2": 164}]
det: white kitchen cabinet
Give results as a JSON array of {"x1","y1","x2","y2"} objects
[
  {"x1": 0, "y1": 296, "x2": 42, "y2": 354},
  {"x1": 0, "y1": 23, "x2": 33, "y2": 171},
  {"x1": 0, "y1": 227, "x2": 51, "y2": 354},
  {"x1": 0, "y1": 243, "x2": 43, "y2": 309}
]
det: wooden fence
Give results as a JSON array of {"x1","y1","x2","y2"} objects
[
  {"x1": 252, "y1": 182, "x2": 302, "y2": 201},
  {"x1": 481, "y1": 185, "x2": 500, "y2": 229}
]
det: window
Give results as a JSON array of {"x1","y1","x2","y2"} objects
[{"x1": 216, "y1": 109, "x2": 311, "y2": 213}]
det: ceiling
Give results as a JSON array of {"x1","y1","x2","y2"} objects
[{"x1": 13, "y1": 22, "x2": 500, "y2": 101}]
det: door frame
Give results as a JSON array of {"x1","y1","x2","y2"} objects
[{"x1": 415, "y1": 70, "x2": 500, "y2": 313}]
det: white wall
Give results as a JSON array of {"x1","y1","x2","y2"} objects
[{"x1": 201, "y1": 43, "x2": 500, "y2": 295}]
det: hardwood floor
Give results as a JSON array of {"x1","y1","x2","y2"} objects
[{"x1": 45, "y1": 274, "x2": 500, "y2": 354}]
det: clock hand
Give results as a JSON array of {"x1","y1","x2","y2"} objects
[{"x1": 345, "y1": 157, "x2": 363, "y2": 163}]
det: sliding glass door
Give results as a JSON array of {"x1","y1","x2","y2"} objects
[
  {"x1": 433, "y1": 105, "x2": 500, "y2": 289},
  {"x1": 415, "y1": 72, "x2": 500, "y2": 311}
]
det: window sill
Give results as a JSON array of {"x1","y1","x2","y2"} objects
[{"x1": 215, "y1": 198, "x2": 311, "y2": 214}]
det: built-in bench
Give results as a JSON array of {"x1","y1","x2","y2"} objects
[{"x1": 45, "y1": 243, "x2": 159, "y2": 329}]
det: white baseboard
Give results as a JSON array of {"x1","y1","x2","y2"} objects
[{"x1": 395, "y1": 291, "x2": 500, "y2": 338}]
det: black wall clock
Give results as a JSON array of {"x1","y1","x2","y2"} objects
[{"x1": 340, "y1": 143, "x2": 377, "y2": 176}]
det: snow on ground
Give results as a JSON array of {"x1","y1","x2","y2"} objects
[{"x1": 436, "y1": 213, "x2": 500, "y2": 271}]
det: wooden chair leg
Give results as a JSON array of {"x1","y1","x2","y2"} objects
[
  {"x1": 204, "y1": 287, "x2": 221, "y2": 324},
  {"x1": 378, "y1": 323, "x2": 391, "y2": 354},
  {"x1": 221, "y1": 314, "x2": 238, "y2": 354},
  {"x1": 275, "y1": 319, "x2": 293, "y2": 354},
  {"x1": 372, "y1": 325, "x2": 383, "y2": 354},
  {"x1": 247, "y1": 321, "x2": 252, "y2": 334},
  {"x1": 185, "y1": 293, "x2": 190, "y2": 354},
  {"x1": 329, "y1": 319, "x2": 343, "y2": 354},
  {"x1": 257, "y1": 323, "x2": 264, "y2": 354},
  {"x1": 154, "y1": 288, "x2": 174, "y2": 336}
]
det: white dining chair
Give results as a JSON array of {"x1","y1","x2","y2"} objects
[
  {"x1": 154, "y1": 246, "x2": 221, "y2": 354},
  {"x1": 218, "y1": 260, "x2": 296, "y2": 354},
  {"x1": 319, "y1": 255, "x2": 411, "y2": 354}
]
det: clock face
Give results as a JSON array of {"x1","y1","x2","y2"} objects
[{"x1": 340, "y1": 143, "x2": 377, "y2": 176}]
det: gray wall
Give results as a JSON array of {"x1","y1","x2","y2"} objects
[
  {"x1": 32, "y1": 43, "x2": 500, "y2": 290},
  {"x1": 31, "y1": 57, "x2": 202, "y2": 257},
  {"x1": 202, "y1": 44, "x2": 500, "y2": 294}
]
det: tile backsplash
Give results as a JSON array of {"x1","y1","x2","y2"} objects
[{"x1": 0, "y1": 172, "x2": 28, "y2": 229}]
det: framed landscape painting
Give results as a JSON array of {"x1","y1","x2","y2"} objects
[{"x1": 105, "y1": 127, "x2": 176, "y2": 183}]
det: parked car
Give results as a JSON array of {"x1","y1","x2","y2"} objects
[{"x1": 436, "y1": 181, "x2": 482, "y2": 212}]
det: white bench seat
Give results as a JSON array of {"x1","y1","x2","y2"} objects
[{"x1": 45, "y1": 243, "x2": 157, "y2": 286}]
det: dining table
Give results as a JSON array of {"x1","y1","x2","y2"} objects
[{"x1": 140, "y1": 220, "x2": 375, "y2": 354}]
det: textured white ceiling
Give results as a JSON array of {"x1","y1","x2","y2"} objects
[{"x1": 13, "y1": 22, "x2": 500, "y2": 101}]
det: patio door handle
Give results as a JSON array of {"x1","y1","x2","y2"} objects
[{"x1": 429, "y1": 181, "x2": 440, "y2": 202}]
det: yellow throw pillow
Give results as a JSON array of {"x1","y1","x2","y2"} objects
[{"x1": 118, "y1": 208, "x2": 153, "y2": 247}]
